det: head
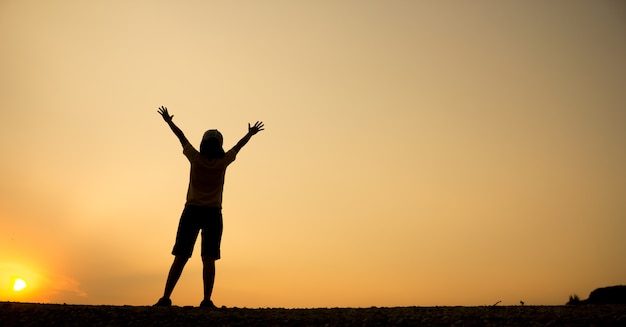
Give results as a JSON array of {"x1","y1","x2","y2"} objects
[{"x1": 200, "y1": 129, "x2": 225, "y2": 159}]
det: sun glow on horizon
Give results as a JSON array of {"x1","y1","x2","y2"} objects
[
  {"x1": 0, "y1": 261, "x2": 88, "y2": 303},
  {"x1": 1, "y1": 263, "x2": 38, "y2": 301}
]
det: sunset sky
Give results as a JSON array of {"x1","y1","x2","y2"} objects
[{"x1": 1, "y1": 0, "x2": 625, "y2": 308}]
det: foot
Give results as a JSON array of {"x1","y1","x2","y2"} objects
[
  {"x1": 154, "y1": 297, "x2": 172, "y2": 307},
  {"x1": 199, "y1": 299, "x2": 218, "y2": 309}
]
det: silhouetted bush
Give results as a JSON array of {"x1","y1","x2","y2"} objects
[{"x1": 567, "y1": 294, "x2": 581, "y2": 305}]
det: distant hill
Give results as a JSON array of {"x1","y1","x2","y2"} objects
[{"x1": 568, "y1": 285, "x2": 626, "y2": 305}]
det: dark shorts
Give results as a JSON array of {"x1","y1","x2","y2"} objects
[{"x1": 172, "y1": 205, "x2": 223, "y2": 259}]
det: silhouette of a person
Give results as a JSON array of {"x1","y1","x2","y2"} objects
[{"x1": 154, "y1": 106, "x2": 264, "y2": 308}]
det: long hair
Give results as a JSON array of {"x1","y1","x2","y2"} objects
[{"x1": 200, "y1": 138, "x2": 225, "y2": 159}]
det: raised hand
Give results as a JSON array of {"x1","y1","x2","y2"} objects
[
  {"x1": 158, "y1": 106, "x2": 173, "y2": 123},
  {"x1": 248, "y1": 121, "x2": 265, "y2": 135},
  {"x1": 157, "y1": 106, "x2": 188, "y2": 146}
]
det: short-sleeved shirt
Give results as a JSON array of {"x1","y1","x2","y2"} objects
[{"x1": 183, "y1": 142, "x2": 238, "y2": 208}]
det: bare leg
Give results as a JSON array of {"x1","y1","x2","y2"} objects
[
  {"x1": 162, "y1": 255, "x2": 189, "y2": 300},
  {"x1": 202, "y1": 256, "x2": 216, "y2": 301}
]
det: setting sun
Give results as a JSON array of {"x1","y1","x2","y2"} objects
[{"x1": 13, "y1": 278, "x2": 28, "y2": 292}]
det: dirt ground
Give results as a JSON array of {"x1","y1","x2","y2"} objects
[{"x1": 1, "y1": 302, "x2": 625, "y2": 326}]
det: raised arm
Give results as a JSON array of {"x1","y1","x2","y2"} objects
[
  {"x1": 157, "y1": 106, "x2": 189, "y2": 147},
  {"x1": 231, "y1": 121, "x2": 264, "y2": 153}
]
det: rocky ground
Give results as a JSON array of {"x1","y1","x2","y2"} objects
[{"x1": 1, "y1": 302, "x2": 625, "y2": 326}]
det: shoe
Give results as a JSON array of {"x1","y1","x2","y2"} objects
[
  {"x1": 154, "y1": 298, "x2": 172, "y2": 307},
  {"x1": 199, "y1": 299, "x2": 217, "y2": 309}
]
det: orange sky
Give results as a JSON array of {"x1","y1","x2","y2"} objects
[{"x1": 1, "y1": 0, "x2": 625, "y2": 307}]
